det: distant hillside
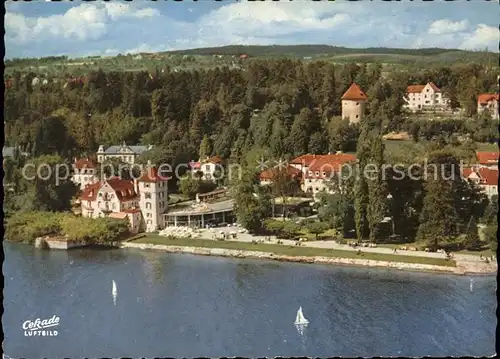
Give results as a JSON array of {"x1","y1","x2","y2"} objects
[{"x1": 163, "y1": 44, "x2": 492, "y2": 58}]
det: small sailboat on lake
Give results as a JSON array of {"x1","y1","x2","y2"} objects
[
  {"x1": 294, "y1": 306, "x2": 309, "y2": 337},
  {"x1": 294, "y1": 306, "x2": 309, "y2": 325},
  {"x1": 470, "y1": 278, "x2": 474, "y2": 293},
  {"x1": 112, "y1": 280, "x2": 118, "y2": 305}
]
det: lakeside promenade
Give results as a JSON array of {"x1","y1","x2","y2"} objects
[{"x1": 123, "y1": 227, "x2": 497, "y2": 275}]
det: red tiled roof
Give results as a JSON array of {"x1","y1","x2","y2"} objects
[
  {"x1": 306, "y1": 154, "x2": 357, "y2": 177},
  {"x1": 122, "y1": 208, "x2": 141, "y2": 214},
  {"x1": 106, "y1": 177, "x2": 138, "y2": 201},
  {"x1": 290, "y1": 154, "x2": 321, "y2": 166},
  {"x1": 138, "y1": 167, "x2": 170, "y2": 183},
  {"x1": 463, "y1": 167, "x2": 498, "y2": 186},
  {"x1": 79, "y1": 182, "x2": 101, "y2": 201},
  {"x1": 407, "y1": 85, "x2": 426, "y2": 93},
  {"x1": 190, "y1": 161, "x2": 201, "y2": 170},
  {"x1": 203, "y1": 155, "x2": 224, "y2": 164},
  {"x1": 477, "y1": 93, "x2": 499, "y2": 104},
  {"x1": 259, "y1": 165, "x2": 302, "y2": 181},
  {"x1": 476, "y1": 151, "x2": 499, "y2": 165},
  {"x1": 73, "y1": 158, "x2": 96, "y2": 169},
  {"x1": 341, "y1": 83, "x2": 368, "y2": 101},
  {"x1": 428, "y1": 82, "x2": 441, "y2": 92}
]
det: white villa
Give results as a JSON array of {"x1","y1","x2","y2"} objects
[
  {"x1": 97, "y1": 143, "x2": 153, "y2": 164},
  {"x1": 260, "y1": 153, "x2": 357, "y2": 197},
  {"x1": 190, "y1": 155, "x2": 225, "y2": 182},
  {"x1": 78, "y1": 167, "x2": 169, "y2": 233},
  {"x1": 462, "y1": 166, "x2": 498, "y2": 198},
  {"x1": 404, "y1": 82, "x2": 449, "y2": 112},
  {"x1": 477, "y1": 93, "x2": 499, "y2": 119},
  {"x1": 72, "y1": 158, "x2": 99, "y2": 191}
]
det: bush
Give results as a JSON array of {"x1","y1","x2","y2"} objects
[{"x1": 6, "y1": 211, "x2": 130, "y2": 245}]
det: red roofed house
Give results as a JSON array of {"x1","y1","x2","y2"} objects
[
  {"x1": 79, "y1": 166, "x2": 169, "y2": 233},
  {"x1": 302, "y1": 153, "x2": 357, "y2": 195},
  {"x1": 404, "y1": 82, "x2": 449, "y2": 112},
  {"x1": 462, "y1": 167, "x2": 498, "y2": 198},
  {"x1": 477, "y1": 93, "x2": 499, "y2": 119},
  {"x1": 475, "y1": 151, "x2": 499, "y2": 170},
  {"x1": 199, "y1": 155, "x2": 225, "y2": 182},
  {"x1": 72, "y1": 158, "x2": 99, "y2": 190},
  {"x1": 341, "y1": 83, "x2": 368, "y2": 124},
  {"x1": 259, "y1": 165, "x2": 302, "y2": 186}
]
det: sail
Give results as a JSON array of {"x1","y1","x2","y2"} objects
[
  {"x1": 112, "y1": 280, "x2": 118, "y2": 305},
  {"x1": 294, "y1": 306, "x2": 309, "y2": 325}
]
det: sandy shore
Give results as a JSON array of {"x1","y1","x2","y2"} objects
[{"x1": 121, "y1": 242, "x2": 497, "y2": 275}]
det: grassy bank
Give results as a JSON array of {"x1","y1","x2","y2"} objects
[{"x1": 130, "y1": 234, "x2": 456, "y2": 267}]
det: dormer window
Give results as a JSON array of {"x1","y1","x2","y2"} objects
[{"x1": 315, "y1": 171, "x2": 319, "y2": 176}]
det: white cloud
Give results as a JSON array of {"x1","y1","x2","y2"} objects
[
  {"x1": 428, "y1": 19, "x2": 469, "y2": 35},
  {"x1": 460, "y1": 24, "x2": 498, "y2": 51},
  {"x1": 5, "y1": 2, "x2": 160, "y2": 45},
  {"x1": 104, "y1": 3, "x2": 159, "y2": 20},
  {"x1": 197, "y1": 2, "x2": 350, "y2": 39}
]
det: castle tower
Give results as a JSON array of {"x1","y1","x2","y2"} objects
[
  {"x1": 97, "y1": 145, "x2": 105, "y2": 163},
  {"x1": 138, "y1": 166, "x2": 169, "y2": 232},
  {"x1": 341, "y1": 83, "x2": 368, "y2": 124}
]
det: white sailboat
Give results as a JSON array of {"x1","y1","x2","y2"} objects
[
  {"x1": 294, "y1": 306, "x2": 309, "y2": 325},
  {"x1": 112, "y1": 280, "x2": 118, "y2": 305},
  {"x1": 470, "y1": 278, "x2": 474, "y2": 293}
]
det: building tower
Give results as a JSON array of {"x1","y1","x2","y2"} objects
[
  {"x1": 341, "y1": 83, "x2": 368, "y2": 124},
  {"x1": 137, "y1": 166, "x2": 169, "y2": 232}
]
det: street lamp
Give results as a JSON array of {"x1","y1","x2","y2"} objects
[{"x1": 387, "y1": 194, "x2": 395, "y2": 236}]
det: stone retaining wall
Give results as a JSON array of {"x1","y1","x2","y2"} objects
[{"x1": 121, "y1": 242, "x2": 472, "y2": 275}]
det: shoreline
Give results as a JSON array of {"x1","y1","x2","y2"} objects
[{"x1": 120, "y1": 242, "x2": 497, "y2": 276}]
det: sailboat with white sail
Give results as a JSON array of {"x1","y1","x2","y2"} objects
[
  {"x1": 112, "y1": 280, "x2": 118, "y2": 305},
  {"x1": 294, "y1": 306, "x2": 309, "y2": 325}
]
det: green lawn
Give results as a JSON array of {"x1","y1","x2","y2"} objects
[{"x1": 130, "y1": 234, "x2": 456, "y2": 267}]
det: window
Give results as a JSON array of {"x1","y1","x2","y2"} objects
[
  {"x1": 112, "y1": 203, "x2": 116, "y2": 210},
  {"x1": 315, "y1": 171, "x2": 319, "y2": 176},
  {"x1": 356, "y1": 115, "x2": 359, "y2": 119},
  {"x1": 146, "y1": 202, "x2": 152, "y2": 210},
  {"x1": 356, "y1": 102, "x2": 359, "y2": 106},
  {"x1": 145, "y1": 193, "x2": 152, "y2": 199},
  {"x1": 205, "y1": 164, "x2": 210, "y2": 172},
  {"x1": 146, "y1": 213, "x2": 152, "y2": 218},
  {"x1": 147, "y1": 220, "x2": 152, "y2": 224},
  {"x1": 144, "y1": 183, "x2": 150, "y2": 188}
]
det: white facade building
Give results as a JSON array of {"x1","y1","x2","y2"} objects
[
  {"x1": 79, "y1": 167, "x2": 169, "y2": 233},
  {"x1": 477, "y1": 94, "x2": 499, "y2": 119},
  {"x1": 198, "y1": 156, "x2": 224, "y2": 181},
  {"x1": 97, "y1": 143, "x2": 153, "y2": 164},
  {"x1": 462, "y1": 167, "x2": 498, "y2": 198},
  {"x1": 404, "y1": 82, "x2": 449, "y2": 112},
  {"x1": 71, "y1": 158, "x2": 99, "y2": 191}
]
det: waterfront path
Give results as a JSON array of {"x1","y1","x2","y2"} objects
[{"x1": 196, "y1": 227, "x2": 497, "y2": 274}]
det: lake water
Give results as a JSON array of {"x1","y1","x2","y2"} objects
[{"x1": 3, "y1": 242, "x2": 497, "y2": 358}]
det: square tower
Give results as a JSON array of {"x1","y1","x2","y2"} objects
[{"x1": 138, "y1": 167, "x2": 169, "y2": 232}]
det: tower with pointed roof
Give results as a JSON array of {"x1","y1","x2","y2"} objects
[
  {"x1": 341, "y1": 83, "x2": 368, "y2": 124},
  {"x1": 138, "y1": 166, "x2": 169, "y2": 232}
]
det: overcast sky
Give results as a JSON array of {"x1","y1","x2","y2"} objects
[{"x1": 5, "y1": 0, "x2": 499, "y2": 59}]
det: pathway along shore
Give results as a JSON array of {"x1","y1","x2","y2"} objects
[{"x1": 121, "y1": 242, "x2": 497, "y2": 276}]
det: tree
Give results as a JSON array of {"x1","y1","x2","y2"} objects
[
  {"x1": 483, "y1": 224, "x2": 498, "y2": 252},
  {"x1": 482, "y1": 195, "x2": 498, "y2": 225},
  {"x1": 464, "y1": 216, "x2": 481, "y2": 251},
  {"x1": 416, "y1": 178, "x2": 458, "y2": 251},
  {"x1": 306, "y1": 222, "x2": 330, "y2": 241},
  {"x1": 179, "y1": 175, "x2": 200, "y2": 199},
  {"x1": 366, "y1": 130, "x2": 387, "y2": 243},
  {"x1": 282, "y1": 222, "x2": 300, "y2": 239},
  {"x1": 199, "y1": 134, "x2": 213, "y2": 161}
]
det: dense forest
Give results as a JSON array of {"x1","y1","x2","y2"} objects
[
  {"x1": 3, "y1": 56, "x2": 498, "y2": 250},
  {"x1": 4, "y1": 59, "x2": 498, "y2": 165}
]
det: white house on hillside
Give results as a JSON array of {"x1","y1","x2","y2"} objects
[
  {"x1": 477, "y1": 93, "x2": 499, "y2": 119},
  {"x1": 72, "y1": 158, "x2": 99, "y2": 190},
  {"x1": 403, "y1": 82, "x2": 449, "y2": 112},
  {"x1": 97, "y1": 143, "x2": 153, "y2": 164}
]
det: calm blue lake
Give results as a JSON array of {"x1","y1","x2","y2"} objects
[{"x1": 3, "y1": 242, "x2": 497, "y2": 358}]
